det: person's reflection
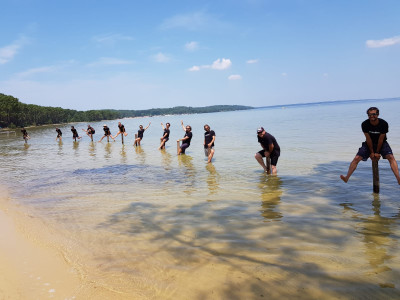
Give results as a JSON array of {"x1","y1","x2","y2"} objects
[
  {"x1": 160, "y1": 149, "x2": 172, "y2": 170},
  {"x1": 104, "y1": 142, "x2": 112, "y2": 159},
  {"x1": 73, "y1": 140, "x2": 80, "y2": 153},
  {"x1": 258, "y1": 175, "x2": 283, "y2": 222},
  {"x1": 178, "y1": 155, "x2": 195, "y2": 195},
  {"x1": 120, "y1": 145, "x2": 127, "y2": 164},
  {"x1": 135, "y1": 146, "x2": 146, "y2": 164},
  {"x1": 57, "y1": 140, "x2": 63, "y2": 156},
  {"x1": 358, "y1": 194, "x2": 399, "y2": 275},
  {"x1": 88, "y1": 141, "x2": 96, "y2": 158},
  {"x1": 206, "y1": 163, "x2": 220, "y2": 195}
]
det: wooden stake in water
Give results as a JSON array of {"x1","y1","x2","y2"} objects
[
  {"x1": 107, "y1": 135, "x2": 109, "y2": 143},
  {"x1": 177, "y1": 140, "x2": 180, "y2": 154},
  {"x1": 372, "y1": 160, "x2": 379, "y2": 193},
  {"x1": 266, "y1": 156, "x2": 271, "y2": 174},
  {"x1": 121, "y1": 134, "x2": 124, "y2": 144}
]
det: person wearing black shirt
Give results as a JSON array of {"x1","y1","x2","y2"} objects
[
  {"x1": 177, "y1": 121, "x2": 192, "y2": 155},
  {"x1": 71, "y1": 126, "x2": 81, "y2": 141},
  {"x1": 114, "y1": 122, "x2": 128, "y2": 138},
  {"x1": 82, "y1": 125, "x2": 95, "y2": 141},
  {"x1": 21, "y1": 128, "x2": 30, "y2": 143},
  {"x1": 204, "y1": 124, "x2": 216, "y2": 163},
  {"x1": 56, "y1": 128, "x2": 62, "y2": 141},
  {"x1": 134, "y1": 122, "x2": 151, "y2": 146},
  {"x1": 341, "y1": 107, "x2": 400, "y2": 184},
  {"x1": 98, "y1": 124, "x2": 115, "y2": 142},
  {"x1": 255, "y1": 127, "x2": 280, "y2": 174},
  {"x1": 158, "y1": 122, "x2": 170, "y2": 150}
]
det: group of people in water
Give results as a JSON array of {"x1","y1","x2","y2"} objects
[{"x1": 18, "y1": 106, "x2": 400, "y2": 184}]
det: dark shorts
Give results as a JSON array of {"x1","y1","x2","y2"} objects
[
  {"x1": 357, "y1": 141, "x2": 393, "y2": 161},
  {"x1": 163, "y1": 137, "x2": 169, "y2": 142},
  {"x1": 180, "y1": 143, "x2": 190, "y2": 154},
  {"x1": 258, "y1": 149, "x2": 280, "y2": 166}
]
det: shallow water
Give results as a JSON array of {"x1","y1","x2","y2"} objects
[{"x1": 1, "y1": 100, "x2": 400, "y2": 298}]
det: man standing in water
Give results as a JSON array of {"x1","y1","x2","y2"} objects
[
  {"x1": 21, "y1": 127, "x2": 30, "y2": 143},
  {"x1": 82, "y1": 125, "x2": 95, "y2": 141},
  {"x1": 114, "y1": 122, "x2": 128, "y2": 139},
  {"x1": 56, "y1": 127, "x2": 62, "y2": 141},
  {"x1": 71, "y1": 126, "x2": 81, "y2": 141},
  {"x1": 99, "y1": 124, "x2": 115, "y2": 142},
  {"x1": 177, "y1": 121, "x2": 192, "y2": 155},
  {"x1": 158, "y1": 122, "x2": 170, "y2": 150},
  {"x1": 340, "y1": 107, "x2": 400, "y2": 184},
  {"x1": 204, "y1": 124, "x2": 216, "y2": 163},
  {"x1": 255, "y1": 127, "x2": 280, "y2": 174},
  {"x1": 134, "y1": 122, "x2": 151, "y2": 146}
]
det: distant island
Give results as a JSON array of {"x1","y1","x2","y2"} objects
[{"x1": 0, "y1": 93, "x2": 253, "y2": 128}]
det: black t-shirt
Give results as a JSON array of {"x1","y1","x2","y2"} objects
[
  {"x1": 56, "y1": 129, "x2": 62, "y2": 136},
  {"x1": 103, "y1": 127, "x2": 111, "y2": 135},
  {"x1": 258, "y1": 132, "x2": 280, "y2": 153},
  {"x1": 88, "y1": 127, "x2": 95, "y2": 134},
  {"x1": 183, "y1": 131, "x2": 192, "y2": 145},
  {"x1": 204, "y1": 130, "x2": 215, "y2": 148},
  {"x1": 21, "y1": 129, "x2": 28, "y2": 136},
  {"x1": 118, "y1": 124, "x2": 125, "y2": 132},
  {"x1": 138, "y1": 129, "x2": 144, "y2": 138},
  {"x1": 361, "y1": 118, "x2": 388, "y2": 145},
  {"x1": 163, "y1": 128, "x2": 170, "y2": 139},
  {"x1": 71, "y1": 128, "x2": 78, "y2": 137}
]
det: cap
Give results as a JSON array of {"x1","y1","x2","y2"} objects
[
  {"x1": 257, "y1": 127, "x2": 264, "y2": 133},
  {"x1": 103, "y1": 124, "x2": 107, "y2": 127}
]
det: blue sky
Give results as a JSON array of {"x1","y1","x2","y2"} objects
[{"x1": 0, "y1": 0, "x2": 399, "y2": 110}]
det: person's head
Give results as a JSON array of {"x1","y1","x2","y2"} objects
[
  {"x1": 166, "y1": 122, "x2": 170, "y2": 128},
  {"x1": 71, "y1": 126, "x2": 74, "y2": 129},
  {"x1": 118, "y1": 122, "x2": 121, "y2": 125},
  {"x1": 257, "y1": 127, "x2": 265, "y2": 137},
  {"x1": 87, "y1": 124, "x2": 91, "y2": 128},
  {"x1": 103, "y1": 124, "x2": 107, "y2": 128},
  {"x1": 204, "y1": 124, "x2": 211, "y2": 132},
  {"x1": 56, "y1": 127, "x2": 59, "y2": 130},
  {"x1": 366, "y1": 107, "x2": 379, "y2": 118},
  {"x1": 139, "y1": 125, "x2": 143, "y2": 129},
  {"x1": 186, "y1": 125, "x2": 192, "y2": 132}
]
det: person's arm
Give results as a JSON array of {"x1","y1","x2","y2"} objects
[
  {"x1": 364, "y1": 132, "x2": 376, "y2": 160},
  {"x1": 161, "y1": 123, "x2": 165, "y2": 130},
  {"x1": 207, "y1": 135, "x2": 216, "y2": 148},
  {"x1": 375, "y1": 133, "x2": 386, "y2": 159},
  {"x1": 144, "y1": 122, "x2": 151, "y2": 130},
  {"x1": 181, "y1": 120, "x2": 186, "y2": 131}
]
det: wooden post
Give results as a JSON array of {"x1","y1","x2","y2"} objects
[
  {"x1": 266, "y1": 157, "x2": 271, "y2": 174},
  {"x1": 134, "y1": 133, "x2": 138, "y2": 146},
  {"x1": 177, "y1": 140, "x2": 180, "y2": 154},
  {"x1": 107, "y1": 135, "x2": 109, "y2": 143},
  {"x1": 121, "y1": 134, "x2": 124, "y2": 144},
  {"x1": 372, "y1": 160, "x2": 379, "y2": 193}
]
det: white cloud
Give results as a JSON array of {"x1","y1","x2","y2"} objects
[
  {"x1": 16, "y1": 66, "x2": 56, "y2": 78},
  {"x1": 188, "y1": 66, "x2": 200, "y2": 72},
  {"x1": 185, "y1": 41, "x2": 199, "y2": 51},
  {"x1": 87, "y1": 57, "x2": 134, "y2": 67},
  {"x1": 160, "y1": 11, "x2": 229, "y2": 31},
  {"x1": 211, "y1": 58, "x2": 232, "y2": 70},
  {"x1": 188, "y1": 58, "x2": 232, "y2": 72},
  {"x1": 246, "y1": 59, "x2": 258, "y2": 64},
  {"x1": 153, "y1": 52, "x2": 171, "y2": 63},
  {"x1": 228, "y1": 74, "x2": 242, "y2": 80},
  {"x1": 366, "y1": 35, "x2": 400, "y2": 48},
  {"x1": 0, "y1": 37, "x2": 28, "y2": 64},
  {"x1": 92, "y1": 33, "x2": 134, "y2": 45}
]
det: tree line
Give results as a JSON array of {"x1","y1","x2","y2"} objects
[{"x1": 0, "y1": 93, "x2": 252, "y2": 128}]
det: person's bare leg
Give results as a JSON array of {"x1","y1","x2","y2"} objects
[
  {"x1": 271, "y1": 165, "x2": 277, "y2": 175},
  {"x1": 255, "y1": 153, "x2": 268, "y2": 172},
  {"x1": 207, "y1": 148, "x2": 215, "y2": 163},
  {"x1": 340, "y1": 155, "x2": 363, "y2": 183},
  {"x1": 386, "y1": 154, "x2": 400, "y2": 184}
]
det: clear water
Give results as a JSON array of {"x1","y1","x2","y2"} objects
[{"x1": 1, "y1": 100, "x2": 400, "y2": 298}]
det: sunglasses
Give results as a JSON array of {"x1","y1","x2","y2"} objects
[{"x1": 368, "y1": 113, "x2": 378, "y2": 116}]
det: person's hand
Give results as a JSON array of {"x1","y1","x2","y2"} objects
[
  {"x1": 374, "y1": 153, "x2": 381, "y2": 160},
  {"x1": 369, "y1": 153, "x2": 376, "y2": 160}
]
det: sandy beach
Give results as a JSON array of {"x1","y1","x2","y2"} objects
[{"x1": 0, "y1": 186, "x2": 121, "y2": 299}]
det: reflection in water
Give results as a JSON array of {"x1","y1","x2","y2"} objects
[
  {"x1": 23, "y1": 143, "x2": 30, "y2": 151},
  {"x1": 258, "y1": 175, "x2": 283, "y2": 222},
  {"x1": 342, "y1": 194, "x2": 400, "y2": 287},
  {"x1": 135, "y1": 146, "x2": 146, "y2": 164},
  {"x1": 73, "y1": 140, "x2": 80, "y2": 153},
  {"x1": 88, "y1": 142, "x2": 96, "y2": 158},
  {"x1": 57, "y1": 141, "x2": 63, "y2": 156},
  {"x1": 104, "y1": 143, "x2": 112, "y2": 159},
  {"x1": 178, "y1": 155, "x2": 196, "y2": 195},
  {"x1": 205, "y1": 163, "x2": 220, "y2": 196},
  {"x1": 160, "y1": 149, "x2": 172, "y2": 170},
  {"x1": 120, "y1": 145, "x2": 127, "y2": 164}
]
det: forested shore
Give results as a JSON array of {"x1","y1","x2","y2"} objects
[{"x1": 0, "y1": 93, "x2": 252, "y2": 128}]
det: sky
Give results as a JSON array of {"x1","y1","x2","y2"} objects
[{"x1": 0, "y1": 0, "x2": 399, "y2": 110}]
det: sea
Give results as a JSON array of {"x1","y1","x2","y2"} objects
[{"x1": 1, "y1": 99, "x2": 400, "y2": 299}]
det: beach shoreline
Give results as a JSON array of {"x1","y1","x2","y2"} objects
[{"x1": 0, "y1": 185, "x2": 123, "y2": 299}]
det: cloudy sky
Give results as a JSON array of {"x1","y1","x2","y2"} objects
[{"x1": 0, "y1": 0, "x2": 399, "y2": 110}]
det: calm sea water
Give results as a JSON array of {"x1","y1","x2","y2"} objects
[{"x1": 1, "y1": 100, "x2": 400, "y2": 299}]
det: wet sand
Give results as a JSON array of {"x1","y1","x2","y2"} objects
[{"x1": 0, "y1": 186, "x2": 122, "y2": 299}]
